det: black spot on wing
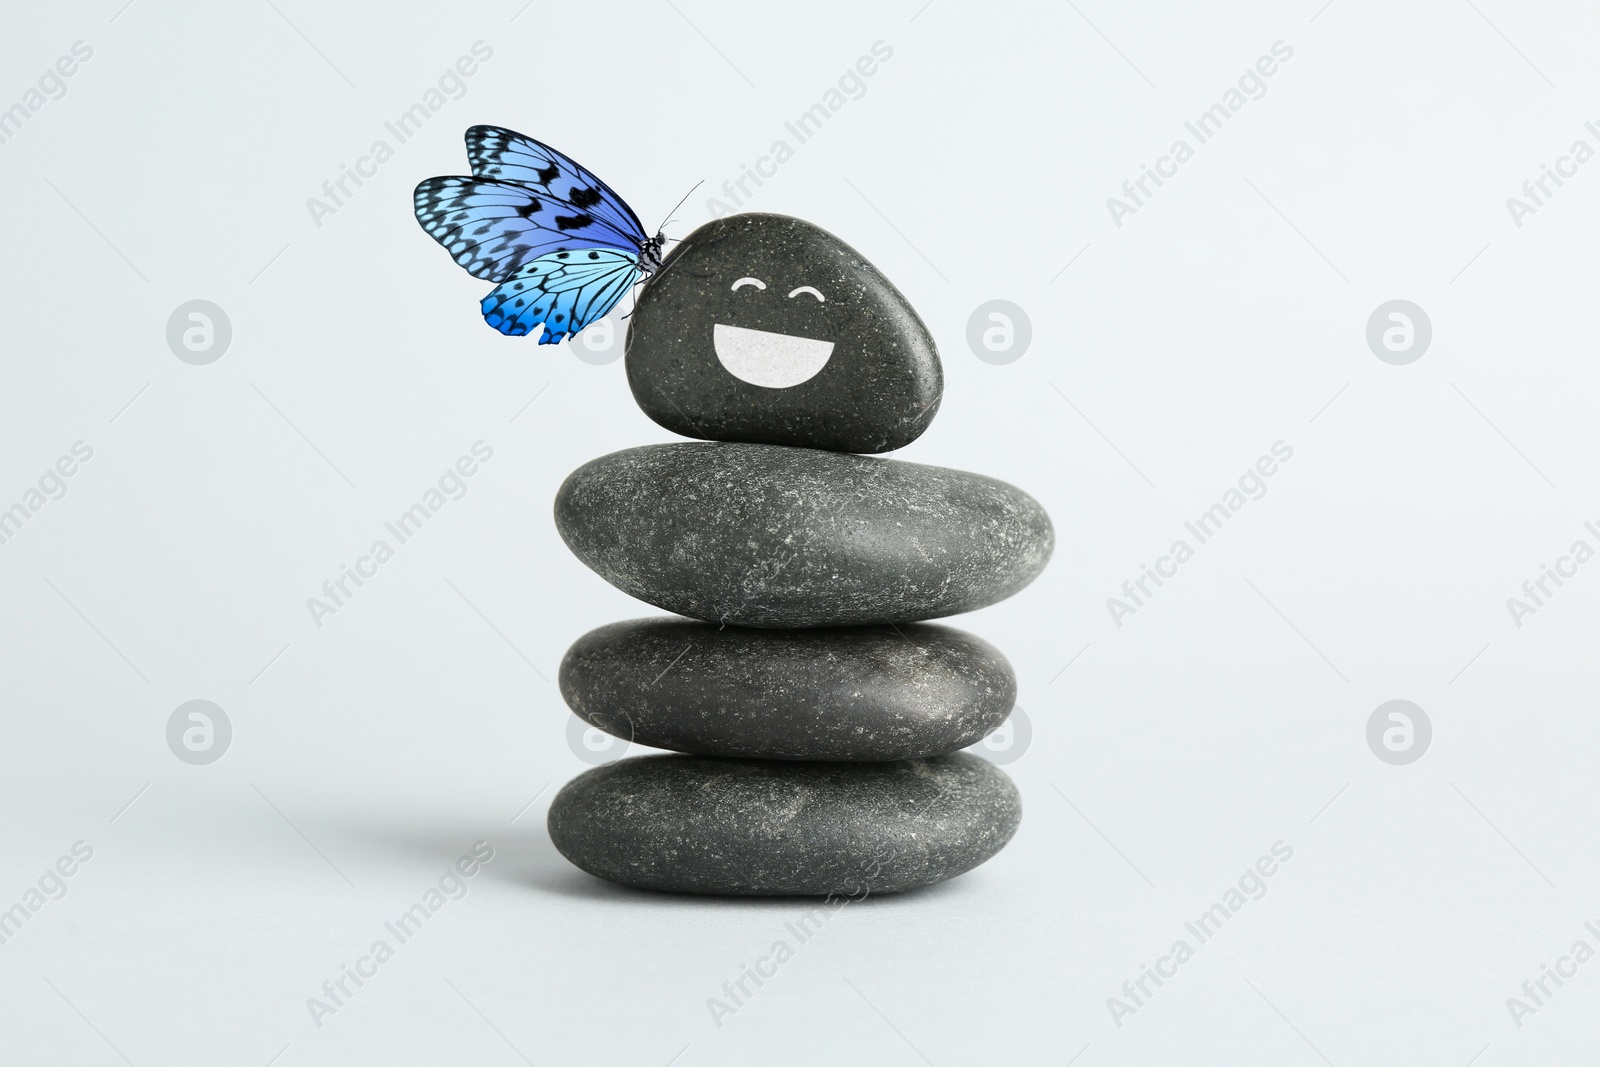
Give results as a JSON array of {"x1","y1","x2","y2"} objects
[
  {"x1": 537, "y1": 163, "x2": 560, "y2": 185},
  {"x1": 555, "y1": 214, "x2": 593, "y2": 232},
  {"x1": 569, "y1": 186, "x2": 602, "y2": 209}
]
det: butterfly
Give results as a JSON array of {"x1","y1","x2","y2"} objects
[{"x1": 414, "y1": 126, "x2": 665, "y2": 345}]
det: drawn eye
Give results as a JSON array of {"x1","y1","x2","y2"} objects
[
  {"x1": 787, "y1": 286, "x2": 825, "y2": 302},
  {"x1": 731, "y1": 277, "x2": 766, "y2": 291}
]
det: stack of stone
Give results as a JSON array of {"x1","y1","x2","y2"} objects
[{"x1": 547, "y1": 214, "x2": 1053, "y2": 896}]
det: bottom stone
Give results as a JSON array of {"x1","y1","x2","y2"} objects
[{"x1": 547, "y1": 753, "x2": 1020, "y2": 896}]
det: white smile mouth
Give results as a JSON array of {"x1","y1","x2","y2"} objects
[{"x1": 712, "y1": 323, "x2": 835, "y2": 389}]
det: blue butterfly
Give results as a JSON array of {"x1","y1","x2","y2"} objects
[{"x1": 414, "y1": 126, "x2": 664, "y2": 345}]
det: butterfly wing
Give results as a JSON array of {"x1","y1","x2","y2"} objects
[
  {"x1": 465, "y1": 125, "x2": 647, "y2": 246},
  {"x1": 414, "y1": 177, "x2": 640, "y2": 282},
  {"x1": 480, "y1": 249, "x2": 641, "y2": 345}
]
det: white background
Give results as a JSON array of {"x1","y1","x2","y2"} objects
[{"x1": 2, "y1": 1, "x2": 1598, "y2": 1063}]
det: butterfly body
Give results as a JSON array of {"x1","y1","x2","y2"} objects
[
  {"x1": 415, "y1": 127, "x2": 660, "y2": 344},
  {"x1": 639, "y1": 232, "x2": 666, "y2": 275}
]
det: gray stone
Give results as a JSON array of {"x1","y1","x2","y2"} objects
[
  {"x1": 626, "y1": 213, "x2": 942, "y2": 454},
  {"x1": 561, "y1": 619, "x2": 1015, "y2": 761},
  {"x1": 546, "y1": 753, "x2": 1020, "y2": 896},
  {"x1": 554, "y1": 442, "x2": 1053, "y2": 628}
]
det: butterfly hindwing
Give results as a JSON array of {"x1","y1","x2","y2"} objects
[
  {"x1": 480, "y1": 248, "x2": 642, "y2": 345},
  {"x1": 464, "y1": 125, "x2": 646, "y2": 246},
  {"x1": 414, "y1": 176, "x2": 639, "y2": 282}
]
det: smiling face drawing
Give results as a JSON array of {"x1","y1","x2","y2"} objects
[
  {"x1": 713, "y1": 276, "x2": 836, "y2": 389},
  {"x1": 625, "y1": 212, "x2": 943, "y2": 454}
]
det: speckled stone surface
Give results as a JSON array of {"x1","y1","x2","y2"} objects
[
  {"x1": 625, "y1": 213, "x2": 942, "y2": 454},
  {"x1": 546, "y1": 753, "x2": 1020, "y2": 895},
  {"x1": 553, "y1": 442, "x2": 1053, "y2": 628},
  {"x1": 561, "y1": 618, "x2": 1015, "y2": 761}
]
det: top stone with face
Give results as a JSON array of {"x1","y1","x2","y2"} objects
[{"x1": 625, "y1": 213, "x2": 942, "y2": 454}]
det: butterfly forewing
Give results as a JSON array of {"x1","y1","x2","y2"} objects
[
  {"x1": 414, "y1": 176, "x2": 640, "y2": 282},
  {"x1": 464, "y1": 125, "x2": 647, "y2": 246}
]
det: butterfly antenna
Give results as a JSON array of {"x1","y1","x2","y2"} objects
[{"x1": 656, "y1": 180, "x2": 703, "y2": 234}]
